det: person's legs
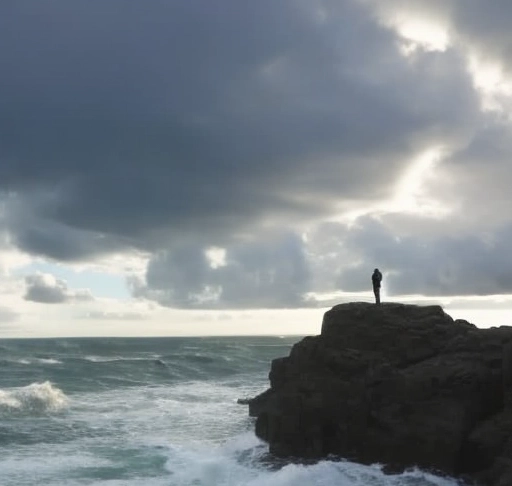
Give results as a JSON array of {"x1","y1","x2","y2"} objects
[{"x1": 373, "y1": 286, "x2": 380, "y2": 304}]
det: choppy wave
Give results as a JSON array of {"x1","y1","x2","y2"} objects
[
  {"x1": 0, "y1": 337, "x2": 462, "y2": 486},
  {"x1": 0, "y1": 381, "x2": 68, "y2": 414}
]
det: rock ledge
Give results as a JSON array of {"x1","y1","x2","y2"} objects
[{"x1": 250, "y1": 303, "x2": 512, "y2": 486}]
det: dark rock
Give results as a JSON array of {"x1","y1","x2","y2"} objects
[{"x1": 250, "y1": 302, "x2": 512, "y2": 485}]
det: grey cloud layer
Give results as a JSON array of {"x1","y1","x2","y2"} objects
[
  {"x1": 135, "y1": 232, "x2": 309, "y2": 308},
  {"x1": 0, "y1": 1, "x2": 478, "y2": 245},
  {"x1": 335, "y1": 217, "x2": 512, "y2": 297},
  {"x1": 24, "y1": 273, "x2": 93, "y2": 304},
  {"x1": 370, "y1": 0, "x2": 512, "y2": 72},
  {"x1": 1, "y1": 0, "x2": 511, "y2": 307},
  {"x1": 133, "y1": 215, "x2": 512, "y2": 308}
]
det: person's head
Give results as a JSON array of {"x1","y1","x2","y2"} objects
[{"x1": 373, "y1": 268, "x2": 379, "y2": 273}]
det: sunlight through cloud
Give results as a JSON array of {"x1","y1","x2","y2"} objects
[
  {"x1": 396, "y1": 18, "x2": 450, "y2": 52},
  {"x1": 467, "y1": 55, "x2": 512, "y2": 113},
  {"x1": 205, "y1": 247, "x2": 227, "y2": 269},
  {"x1": 391, "y1": 147, "x2": 446, "y2": 215}
]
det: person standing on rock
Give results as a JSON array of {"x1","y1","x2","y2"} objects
[{"x1": 372, "y1": 268, "x2": 382, "y2": 304}]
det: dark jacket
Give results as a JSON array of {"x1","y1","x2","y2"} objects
[{"x1": 372, "y1": 270, "x2": 382, "y2": 288}]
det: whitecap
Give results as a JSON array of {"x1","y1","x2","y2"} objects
[
  {"x1": 83, "y1": 355, "x2": 151, "y2": 363},
  {"x1": 9, "y1": 358, "x2": 62, "y2": 365},
  {"x1": 83, "y1": 355, "x2": 117, "y2": 363},
  {"x1": 0, "y1": 381, "x2": 68, "y2": 414},
  {"x1": 35, "y1": 358, "x2": 62, "y2": 365}
]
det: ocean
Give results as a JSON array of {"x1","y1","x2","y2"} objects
[{"x1": 0, "y1": 336, "x2": 462, "y2": 486}]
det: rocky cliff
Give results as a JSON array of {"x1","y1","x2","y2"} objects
[{"x1": 249, "y1": 303, "x2": 512, "y2": 486}]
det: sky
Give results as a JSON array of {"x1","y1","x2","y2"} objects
[{"x1": 1, "y1": 0, "x2": 512, "y2": 337}]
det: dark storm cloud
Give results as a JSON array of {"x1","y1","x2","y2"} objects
[
  {"x1": 2, "y1": 193, "x2": 127, "y2": 261},
  {"x1": 24, "y1": 273, "x2": 93, "y2": 304},
  {"x1": 7, "y1": 0, "x2": 512, "y2": 308},
  {"x1": 335, "y1": 217, "x2": 512, "y2": 296},
  {"x1": 134, "y1": 231, "x2": 310, "y2": 308},
  {"x1": 0, "y1": 0, "x2": 479, "y2": 260}
]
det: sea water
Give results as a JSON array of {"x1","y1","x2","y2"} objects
[{"x1": 0, "y1": 336, "x2": 463, "y2": 486}]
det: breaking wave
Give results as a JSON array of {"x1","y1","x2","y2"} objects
[
  {"x1": 0, "y1": 381, "x2": 68, "y2": 414},
  {"x1": 164, "y1": 432, "x2": 460, "y2": 486}
]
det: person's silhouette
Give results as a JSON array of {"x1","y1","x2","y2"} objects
[{"x1": 372, "y1": 268, "x2": 382, "y2": 304}]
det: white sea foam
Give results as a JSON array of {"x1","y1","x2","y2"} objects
[
  {"x1": 84, "y1": 355, "x2": 151, "y2": 363},
  {"x1": 10, "y1": 358, "x2": 62, "y2": 365},
  {"x1": 0, "y1": 381, "x2": 68, "y2": 414},
  {"x1": 240, "y1": 460, "x2": 460, "y2": 486},
  {"x1": 84, "y1": 355, "x2": 120, "y2": 362},
  {"x1": 35, "y1": 358, "x2": 62, "y2": 364},
  {"x1": 162, "y1": 433, "x2": 461, "y2": 486}
]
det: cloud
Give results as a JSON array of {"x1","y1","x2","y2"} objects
[
  {"x1": 431, "y1": 124, "x2": 512, "y2": 229},
  {"x1": 332, "y1": 216, "x2": 512, "y2": 297},
  {"x1": 449, "y1": 1, "x2": 512, "y2": 69},
  {"x1": 24, "y1": 273, "x2": 93, "y2": 304},
  {"x1": 1, "y1": 0, "x2": 512, "y2": 311},
  {"x1": 0, "y1": 0, "x2": 479, "y2": 256},
  {"x1": 134, "y1": 231, "x2": 310, "y2": 308},
  {"x1": 368, "y1": 0, "x2": 512, "y2": 99},
  {"x1": 133, "y1": 211, "x2": 512, "y2": 307}
]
